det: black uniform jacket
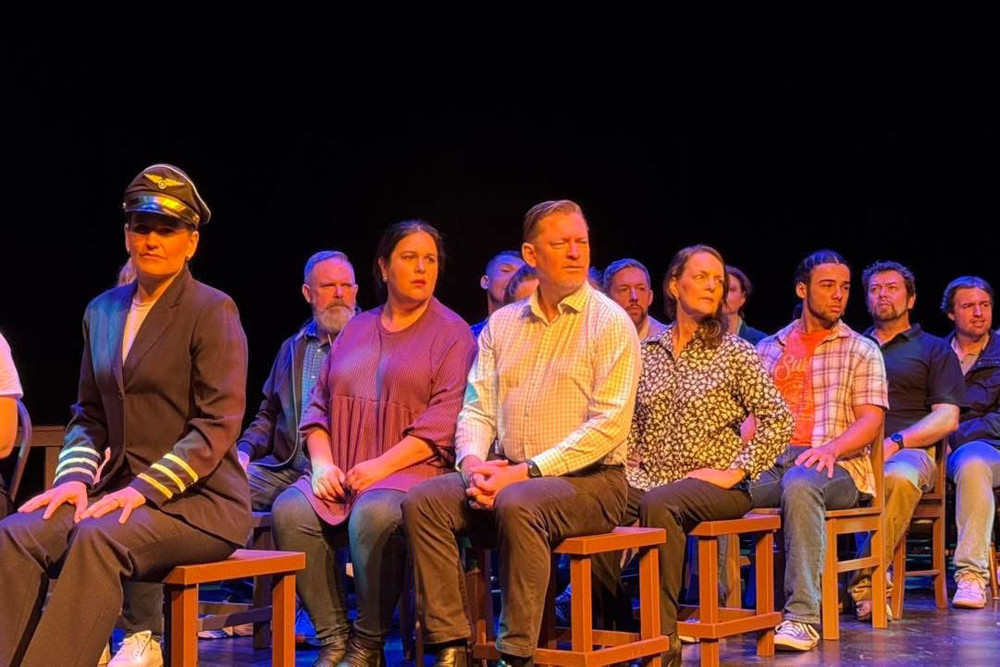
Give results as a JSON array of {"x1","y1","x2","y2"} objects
[{"x1": 56, "y1": 267, "x2": 251, "y2": 546}]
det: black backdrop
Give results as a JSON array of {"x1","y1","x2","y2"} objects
[{"x1": 4, "y1": 33, "x2": 997, "y2": 425}]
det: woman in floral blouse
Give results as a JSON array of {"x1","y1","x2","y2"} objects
[{"x1": 595, "y1": 244, "x2": 793, "y2": 665}]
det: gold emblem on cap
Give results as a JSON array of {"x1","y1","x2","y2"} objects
[{"x1": 144, "y1": 173, "x2": 186, "y2": 190}]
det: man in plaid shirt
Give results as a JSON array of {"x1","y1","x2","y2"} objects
[{"x1": 751, "y1": 250, "x2": 888, "y2": 652}]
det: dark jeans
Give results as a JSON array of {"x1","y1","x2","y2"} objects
[
  {"x1": 401, "y1": 466, "x2": 627, "y2": 659},
  {"x1": 271, "y1": 486, "x2": 406, "y2": 648},
  {"x1": 121, "y1": 458, "x2": 307, "y2": 641},
  {"x1": 0, "y1": 502, "x2": 234, "y2": 667},
  {"x1": 749, "y1": 446, "x2": 861, "y2": 625},
  {"x1": 592, "y1": 479, "x2": 751, "y2": 635}
]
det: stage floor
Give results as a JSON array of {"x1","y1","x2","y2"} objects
[{"x1": 193, "y1": 585, "x2": 1000, "y2": 665}]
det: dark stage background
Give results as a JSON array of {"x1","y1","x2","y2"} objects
[{"x1": 4, "y1": 42, "x2": 997, "y2": 426}]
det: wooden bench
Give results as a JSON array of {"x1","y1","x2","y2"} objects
[
  {"x1": 161, "y1": 549, "x2": 304, "y2": 666},
  {"x1": 678, "y1": 514, "x2": 781, "y2": 666},
  {"x1": 468, "y1": 526, "x2": 669, "y2": 666}
]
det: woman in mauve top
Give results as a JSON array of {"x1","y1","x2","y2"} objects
[{"x1": 271, "y1": 220, "x2": 476, "y2": 667}]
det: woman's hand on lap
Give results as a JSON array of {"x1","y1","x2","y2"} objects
[
  {"x1": 345, "y1": 458, "x2": 391, "y2": 494},
  {"x1": 311, "y1": 462, "x2": 346, "y2": 501},
  {"x1": 19, "y1": 481, "x2": 89, "y2": 522},
  {"x1": 80, "y1": 487, "x2": 146, "y2": 524}
]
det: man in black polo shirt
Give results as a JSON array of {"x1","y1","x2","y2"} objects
[{"x1": 848, "y1": 260, "x2": 966, "y2": 620}]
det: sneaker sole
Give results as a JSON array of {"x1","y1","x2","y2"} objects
[
  {"x1": 774, "y1": 638, "x2": 818, "y2": 652},
  {"x1": 952, "y1": 599, "x2": 986, "y2": 609}
]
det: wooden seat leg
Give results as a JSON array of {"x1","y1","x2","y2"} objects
[
  {"x1": 755, "y1": 531, "x2": 775, "y2": 657},
  {"x1": 932, "y1": 516, "x2": 947, "y2": 608},
  {"x1": 697, "y1": 536, "x2": 721, "y2": 667},
  {"x1": 568, "y1": 555, "x2": 594, "y2": 653},
  {"x1": 990, "y1": 545, "x2": 999, "y2": 600},
  {"x1": 253, "y1": 573, "x2": 274, "y2": 649},
  {"x1": 871, "y1": 520, "x2": 888, "y2": 630},
  {"x1": 821, "y1": 522, "x2": 840, "y2": 641},
  {"x1": 724, "y1": 534, "x2": 742, "y2": 608},
  {"x1": 167, "y1": 584, "x2": 198, "y2": 667},
  {"x1": 271, "y1": 572, "x2": 296, "y2": 667},
  {"x1": 890, "y1": 532, "x2": 906, "y2": 621},
  {"x1": 638, "y1": 545, "x2": 662, "y2": 663}
]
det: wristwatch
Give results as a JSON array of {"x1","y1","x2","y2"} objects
[
  {"x1": 526, "y1": 459, "x2": 543, "y2": 478},
  {"x1": 889, "y1": 432, "x2": 905, "y2": 448}
]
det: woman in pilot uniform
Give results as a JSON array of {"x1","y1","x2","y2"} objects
[{"x1": 0, "y1": 164, "x2": 250, "y2": 667}]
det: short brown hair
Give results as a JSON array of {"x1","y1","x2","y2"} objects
[
  {"x1": 941, "y1": 276, "x2": 994, "y2": 314},
  {"x1": 522, "y1": 199, "x2": 584, "y2": 242}
]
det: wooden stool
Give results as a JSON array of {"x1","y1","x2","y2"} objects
[
  {"x1": 161, "y1": 548, "x2": 304, "y2": 667},
  {"x1": 889, "y1": 443, "x2": 948, "y2": 618},
  {"x1": 194, "y1": 511, "x2": 276, "y2": 648},
  {"x1": 469, "y1": 526, "x2": 669, "y2": 666},
  {"x1": 678, "y1": 514, "x2": 781, "y2": 667},
  {"x1": 744, "y1": 430, "x2": 890, "y2": 640}
]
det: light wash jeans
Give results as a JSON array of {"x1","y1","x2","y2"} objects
[
  {"x1": 271, "y1": 487, "x2": 407, "y2": 648},
  {"x1": 750, "y1": 446, "x2": 861, "y2": 625},
  {"x1": 948, "y1": 441, "x2": 1000, "y2": 584}
]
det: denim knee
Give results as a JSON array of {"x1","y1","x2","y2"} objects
[
  {"x1": 270, "y1": 487, "x2": 316, "y2": 542},
  {"x1": 349, "y1": 492, "x2": 403, "y2": 544},
  {"x1": 952, "y1": 455, "x2": 992, "y2": 487},
  {"x1": 780, "y1": 469, "x2": 823, "y2": 508}
]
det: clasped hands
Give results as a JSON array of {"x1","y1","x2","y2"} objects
[
  {"x1": 462, "y1": 456, "x2": 528, "y2": 510},
  {"x1": 311, "y1": 458, "x2": 392, "y2": 502}
]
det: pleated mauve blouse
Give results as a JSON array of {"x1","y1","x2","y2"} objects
[{"x1": 293, "y1": 298, "x2": 477, "y2": 525}]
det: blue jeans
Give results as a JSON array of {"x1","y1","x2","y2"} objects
[
  {"x1": 271, "y1": 486, "x2": 406, "y2": 648},
  {"x1": 948, "y1": 441, "x2": 1000, "y2": 584},
  {"x1": 750, "y1": 446, "x2": 860, "y2": 625}
]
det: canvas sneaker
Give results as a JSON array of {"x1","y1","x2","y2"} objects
[
  {"x1": 108, "y1": 630, "x2": 163, "y2": 667},
  {"x1": 773, "y1": 620, "x2": 820, "y2": 652},
  {"x1": 854, "y1": 599, "x2": 893, "y2": 622},
  {"x1": 953, "y1": 574, "x2": 987, "y2": 609}
]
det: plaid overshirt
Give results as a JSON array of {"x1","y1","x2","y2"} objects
[
  {"x1": 455, "y1": 282, "x2": 641, "y2": 476},
  {"x1": 756, "y1": 320, "x2": 888, "y2": 496}
]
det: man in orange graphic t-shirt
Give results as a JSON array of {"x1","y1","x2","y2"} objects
[
  {"x1": 772, "y1": 328, "x2": 831, "y2": 445},
  {"x1": 752, "y1": 250, "x2": 888, "y2": 653}
]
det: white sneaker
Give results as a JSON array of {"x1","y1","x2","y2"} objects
[
  {"x1": 773, "y1": 620, "x2": 820, "y2": 652},
  {"x1": 108, "y1": 631, "x2": 163, "y2": 667},
  {"x1": 854, "y1": 599, "x2": 893, "y2": 622},
  {"x1": 953, "y1": 575, "x2": 987, "y2": 609}
]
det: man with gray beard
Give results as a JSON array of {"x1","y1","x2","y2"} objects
[
  {"x1": 236, "y1": 250, "x2": 359, "y2": 507},
  {"x1": 107, "y1": 251, "x2": 359, "y2": 664}
]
